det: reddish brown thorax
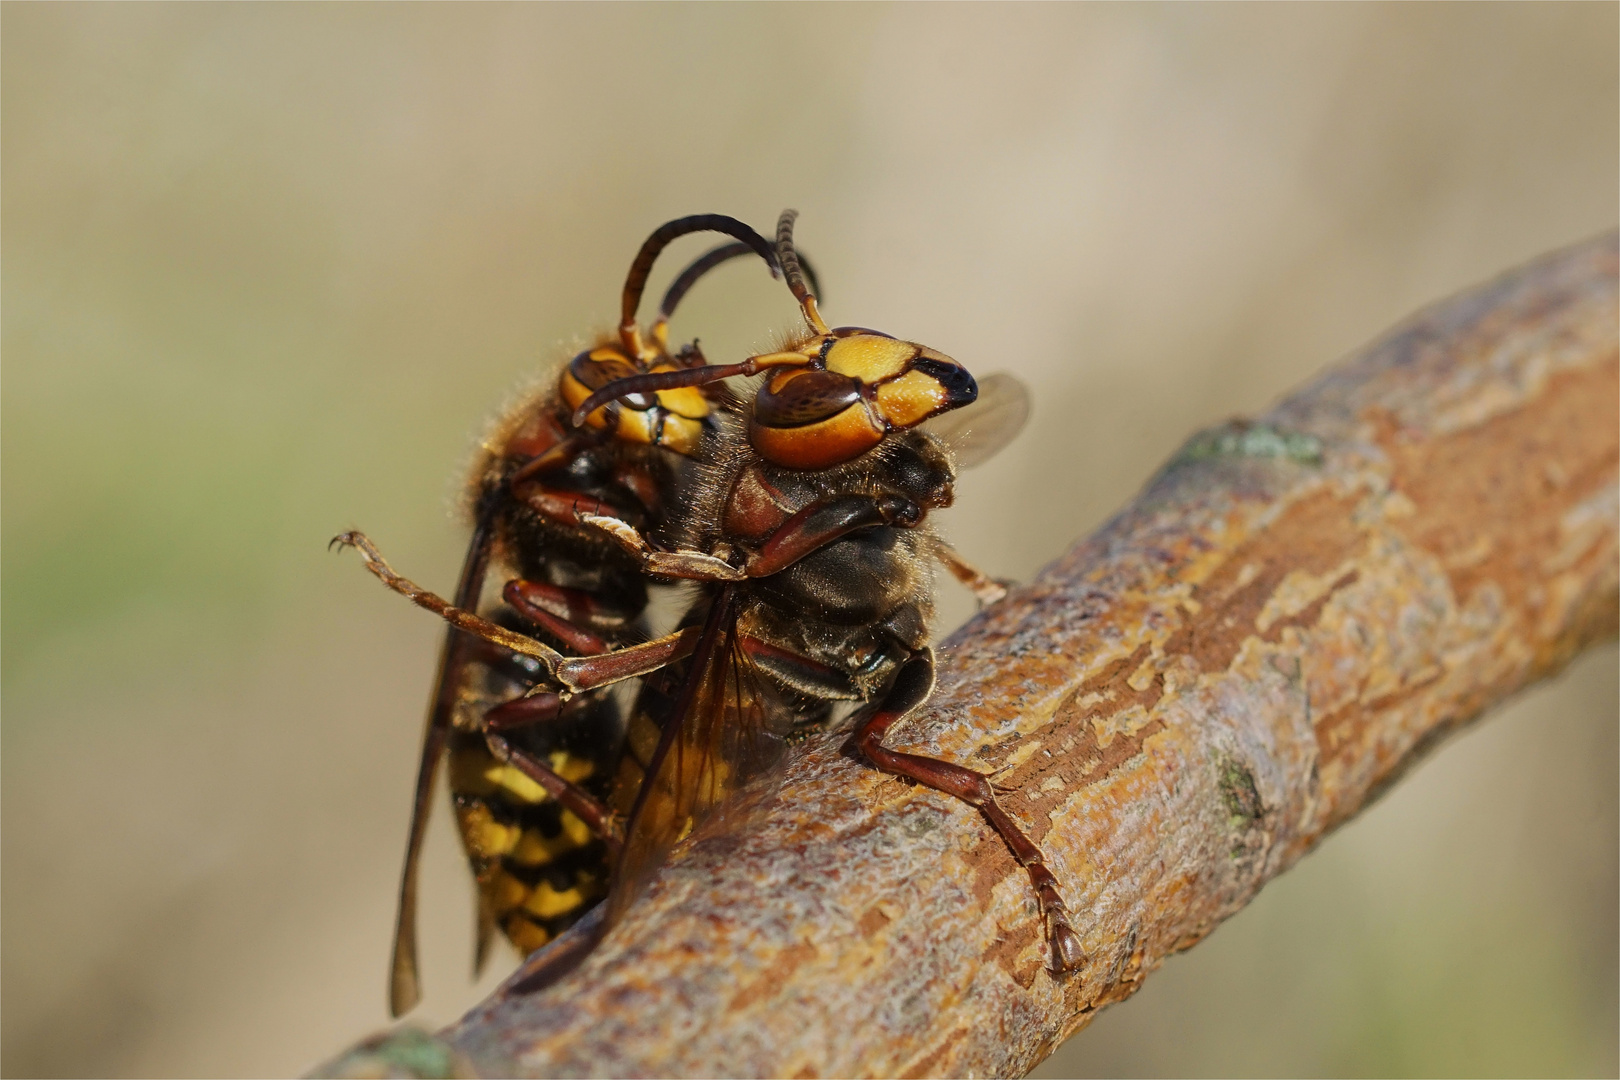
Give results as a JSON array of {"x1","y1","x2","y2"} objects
[
  {"x1": 722, "y1": 465, "x2": 794, "y2": 541},
  {"x1": 503, "y1": 409, "x2": 569, "y2": 461}
]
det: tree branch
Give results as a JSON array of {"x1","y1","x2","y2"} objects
[{"x1": 318, "y1": 232, "x2": 1618, "y2": 1079}]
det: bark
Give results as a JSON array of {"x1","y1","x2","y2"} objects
[{"x1": 318, "y1": 232, "x2": 1618, "y2": 1080}]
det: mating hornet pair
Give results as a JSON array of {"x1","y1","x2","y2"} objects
[{"x1": 334, "y1": 211, "x2": 1081, "y2": 1017}]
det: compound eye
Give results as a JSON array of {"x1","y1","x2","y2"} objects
[
  {"x1": 754, "y1": 369, "x2": 863, "y2": 428},
  {"x1": 566, "y1": 348, "x2": 656, "y2": 411},
  {"x1": 750, "y1": 369, "x2": 883, "y2": 469}
]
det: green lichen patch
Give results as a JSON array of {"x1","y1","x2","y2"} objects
[
  {"x1": 1216, "y1": 753, "x2": 1265, "y2": 833},
  {"x1": 1172, "y1": 421, "x2": 1325, "y2": 469},
  {"x1": 308, "y1": 1027, "x2": 475, "y2": 1080}
]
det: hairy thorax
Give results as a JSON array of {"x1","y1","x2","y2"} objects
[{"x1": 718, "y1": 430, "x2": 957, "y2": 701}]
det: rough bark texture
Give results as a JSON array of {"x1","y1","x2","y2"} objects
[{"x1": 319, "y1": 232, "x2": 1618, "y2": 1080}]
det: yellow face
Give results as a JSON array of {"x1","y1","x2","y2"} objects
[
  {"x1": 559, "y1": 343, "x2": 714, "y2": 456},
  {"x1": 823, "y1": 333, "x2": 916, "y2": 383},
  {"x1": 748, "y1": 330, "x2": 978, "y2": 469}
]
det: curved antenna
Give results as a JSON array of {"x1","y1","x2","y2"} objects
[
  {"x1": 656, "y1": 242, "x2": 824, "y2": 324},
  {"x1": 776, "y1": 209, "x2": 829, "y2": 335},
  {"x1": 797, "y1": 250, "x2": 822, "y2": 311},
  {"x1": 658, "y1": 242, "x2": 770, "y2": 323},
  {"x1": 620, "y1": 215, "x2": 777, "y2": 356},
  {"x1": 569, "y1": 350, "x2": 811, "y2": 428}
]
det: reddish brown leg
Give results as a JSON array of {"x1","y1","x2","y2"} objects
[
  {"x1": 504, "y1": 579, "x2": 612, "y2": 655},
  {"x1": 503, "y1": 577, "x2": 632, "y2": 634},
  {"x1": 579, "y1": 492, "x2": 926, "y2": 584},
  {"x1": 746, "y1": 494, "x2": 921, "y2": 577},
  {"x1": 575, "y1": 512, "x2": 743, "y2": 581},
  {"x1": 738, "y1": 635, "x2": 848, "y2": 687},
  {"x1": 482, "y1": 692, "x2": 563, "y2": 732},
  {"x1": 331, "y1": 531, "x2": 565, "y2": 669},
  {"x1": 555, "y1": 627, "x2": 702, "y2": 692},
  {"x1": 846, "y1": 648, "x2": 1084, "y2": 973},
  {"x1": 484, "y1": 734, "x2": 623, "y2": 857},
  {"x1": 331, "y1": 530, "x2": 696, "y2": 695},
  {"x1": 511, "y1": 482, "x2": 634, "y2": 528},
  {"x1": 933, "y1": 540, "x2": 1011, "y2": 606},
  {"x1": 481, "y1": 681, "x2": 620, "y2": 851}
]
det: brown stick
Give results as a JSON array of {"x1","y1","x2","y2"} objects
[{"x1": 316, "y1": 232, "x2": 1618, "y2": 1080}]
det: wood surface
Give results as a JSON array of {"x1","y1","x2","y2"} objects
[{"x1": 317, "y1": 231, "x2": 1618, "y2": 1080}]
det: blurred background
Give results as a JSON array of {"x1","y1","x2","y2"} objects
[{"x1": 3, "y1": 4, "x2": 1614, "y2": 1077}]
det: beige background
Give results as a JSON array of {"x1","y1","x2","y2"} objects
[{"x1": 3, "y1": 4, "x2": 1614, "y2": 1077}]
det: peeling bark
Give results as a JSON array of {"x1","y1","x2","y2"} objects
[{"x1": 318, "y1": 232, "x2": 1618, "y2": 1080}]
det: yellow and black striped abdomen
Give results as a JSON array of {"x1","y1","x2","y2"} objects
[{"x1": 448, "y1": 730, "x2": 612, "y2": 955}]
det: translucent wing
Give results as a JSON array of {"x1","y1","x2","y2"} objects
[
  {"x1": 607, "y1": 584, "x2": 782, "y2": 923},
  {"x1": 388, "y1": 508, "x2": 496, "y2": 1018},
  {"x1": 924, "y1": 372, "x2": 1031, "y2": 469}
]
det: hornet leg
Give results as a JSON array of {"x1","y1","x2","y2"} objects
[
  {"x1": 846, "y1": 647, "x2": 1084, "y2": 974},
  {"x1": 484, "y1": 733, "x2": 624, "y2": 856},
  {"x1": 932, "y1": 540, "x2": 1011, "y2": 606}
]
